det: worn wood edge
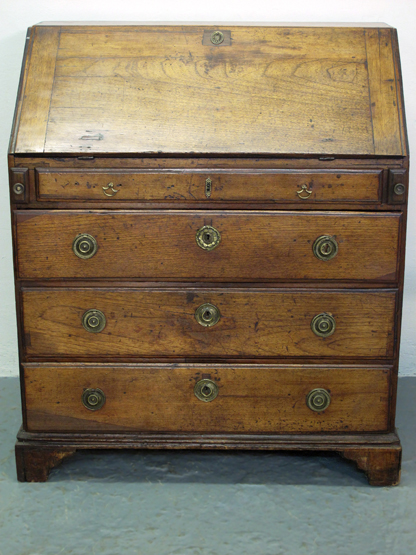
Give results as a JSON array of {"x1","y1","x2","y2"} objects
[
  {"x1": 16, "y1": 426, "x2": 401, "y2": 449},
  {"x1": 14, "y1": 429, "x2": 401, "y2": 483},
  {"x1": 13, "y1": 151, "x2": 409, "y2": 159},
  {"x1": 8, "y1": 27, "x2": 34, "y2": 155},
  {"x1": 365, "y1": 29, "x2": 403, "y2": 157},
  {"x1": 35, "y1": 22, "x2": 394, "y2": 28},
  {"x1": 23, "y1": 203, "x2": 401, "y2": 212},
  {"x1": 14, "y1": 26, "x2": 61, "y2": 155},
  {"x1": 17, "y1": 280, "x2": 401, "y2": 289},
  {"x1": 391, "y1": 29, "x2": 410, "y2": 159},
  {"x1": 12, "y1": 155, "x2": 408, "y2": 166}
]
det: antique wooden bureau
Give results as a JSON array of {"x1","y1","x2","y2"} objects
[{"x1": 9, "y1": 23, "x2": 408, "y2": 484}]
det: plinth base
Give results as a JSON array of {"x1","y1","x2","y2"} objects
[{"x1": 15, "y1": 427, "x2": 402, "y2": 486}]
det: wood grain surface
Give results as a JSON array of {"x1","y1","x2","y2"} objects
[
  {"x1": 12, "y1": 25, "x2": 405, "y2": 156},
  {"x1": 8, "y1": 23, "x2": 408, "y2": 485},
  {"x1": 23, "y1": 364, "x2": 391, "y2": 433},
  {"x1": 21, "y1": 288, "x2": 396, "y2": 358},
  {"x1": 36, "y1": 169, "x2": 382, "y2": 203},
  {"x1": 14, "y1": 27, "x2": 60, "y2": 153},
  {"x1": 16, "y1": 210, "x2": 401, "y2": 281}
]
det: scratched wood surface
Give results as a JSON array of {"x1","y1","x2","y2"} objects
[
  {"x1": 21, "y1": 289, "x2": 396, "y2": 358},
  {"x1": 23, "y1": 364, "x2": 391, "y2": 433},
  {"x1": 36, "y1": 169, "x2": 382, "y2": 203},
  {"x1": 12, "y1": 25, "x2": 405, "y2": 156},
  {"x1": 9, "y1": 23, "x2": 408, "y2": 483},
  {"x1": 16, "y1": 210, "x2": 401, "y2": 281}
]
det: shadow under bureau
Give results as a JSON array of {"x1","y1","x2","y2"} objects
[{"x1": 9, "y1": 23, "x2": 408, "y2": 484}]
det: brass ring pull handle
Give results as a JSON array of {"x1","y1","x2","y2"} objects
[
  {"x1": 73, "y1": 233, "x2": 98, "y2": 259},
  {"x1": 102, "y1": 182, "x2": 119, "y2": 197},
  {"x1": 195, "y1": 303, "x2": 221, "y2": 327},
  {"x1": 82, "y1": 309, "x2": 106, "y2": 333},
  {"x1": 311, "y1": 313, "x2": 336, "y2": 338},
  {"x1": 196, "y1": 225, "x2": 221, "y2": 251},
  {"x1": 297, "y1": 184, "x2": 312, "y2": 199},
  {"x1": 82, "y1": 388, "x2": 106, "y2": 411},
  {"x1": 306, "y1": 388, "x2": 331, "y2": 412},
  {"x1": 313, "y1": 235, "x2": 338, "y2": 261},
  {"x1": 194, "y1": 379, "x2": 219, "y2": 402}
]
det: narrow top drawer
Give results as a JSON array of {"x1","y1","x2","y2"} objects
[{"x1": 36, "y1": 169, "x2": 382, "y2": 204}]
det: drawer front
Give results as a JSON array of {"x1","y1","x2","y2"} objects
[
  {"x1": 22, "y1": 289, "x2": 396, "y2": 358},
  {"x1": 23, "y1": 364, "x2": 391, "y2": 433},
  {"x1": 36, "y1": 169, "x2": 382, "y2": 203},
  {"x1": 16, "y1": 211, "x2": 400, "y2": 281}
]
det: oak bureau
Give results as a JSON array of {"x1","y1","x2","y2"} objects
[{"x1": 9, "y1": 23, "x2": 408, "y2": 483}]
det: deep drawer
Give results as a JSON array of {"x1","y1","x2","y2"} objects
[
  {"x1": 21, "y1": 288, "x2": 396, "y2": 359},
  {"x1": 23, "y1": 363, "x2": 391, "y2": 433},
  {"x1": 16, "y1": 210, "x2": 400, "y2": 282},
  {"x1": 36, "y1": 169, "x2": 383, "y2": 203}
]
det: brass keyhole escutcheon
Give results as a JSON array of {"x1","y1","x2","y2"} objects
[
  {"x1": 205, "y1": 177, "x2": 212, "y2": 198},
  {"x1": 296, "y1": 184, "x2": 312, "y2": 199},
  {"x1": 306, "y1": 388, "x2": 331, "y2": 412},
  {"x1": 210, "y1": 31, "x2": 224, "y2": 45},
  {"x1": 82, "y1": 388, "x2": 106, "y2": 411},
  {"x1": 194, "y1": 379, "x2": 219, "y2": 402},
  {"x1": 311, "y1": 313, "x2": 336, "y2": 338},
  {"x1": 196, "y1": 225, "x2": 221, "y2": 251},
  {"x1": 82, "y1": 309, "x2": 106, "y2": 333},
  {"x1": 195, "y1": 303, "x2": 221, "y2": 327},
  {"x1": 73, "y1": 233, "x2": 98, "y2": 259},
  {"x1": 313, "y1": 235, "x2": 338, "y2": 261}
]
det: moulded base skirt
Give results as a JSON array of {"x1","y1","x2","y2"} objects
[{"x1": 15, "y1": 426, "x2": 402, "y2": 486}]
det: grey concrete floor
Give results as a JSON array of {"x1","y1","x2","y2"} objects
[{"x1": 0, "y1": 377, "x2": 415, "y2": 555}]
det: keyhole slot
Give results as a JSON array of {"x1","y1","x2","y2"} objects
[
  {"x1": 321, "y1": 242, "x2": 333, "y2": 255},
  {"x1": 194, "y1": 379, "x2": 219, "y2": 402},
  {"x1": 195, "y1": 303, "x2": 221, "y2": 327}
]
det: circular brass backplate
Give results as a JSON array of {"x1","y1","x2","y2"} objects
[
  {"x1": 73, "y1": 233, "x2": 98, "y2": 259},
  {"x1": 311, "y1": 313, "x2": 336, "y2": 338},
  {"x1": 194, "y1": 379, "x2": 219, "y2": 402},
  {"x1": 82, "y1": 309, "x2": 106, "y2": 333},
  {"x1": 82, "y1": 388, "x2": 106, "y2": 411},
  {"x1": 13, "y1": 182, "x2": 24, "y2": 195},
  {"x1": 313, "y1": 235, "x2": 338, "y2": 261},
  {"x1": 394, "y1": 183, "x2": 406, "y2": 195},
  {"x1": 196, "y1": 225, "x2": 221, "y2": 251},
  {"x1": 306, "y1": 388, "x2": 331, "y2": 412},
  {"x1": 211, "y1": 31, "x2": 224, "y2": 45},
  {"x1": 195, "y1": 303, "x2": 221, "y2": 327}
]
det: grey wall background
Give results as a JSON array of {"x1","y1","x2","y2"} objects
[{"x1": 0, "y1": 0, "x2": 415, "y2": 376}]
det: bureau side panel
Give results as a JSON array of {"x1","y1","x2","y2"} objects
[{"x1": 14, "y1": 26, "x2": 61, "y2": 154}]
